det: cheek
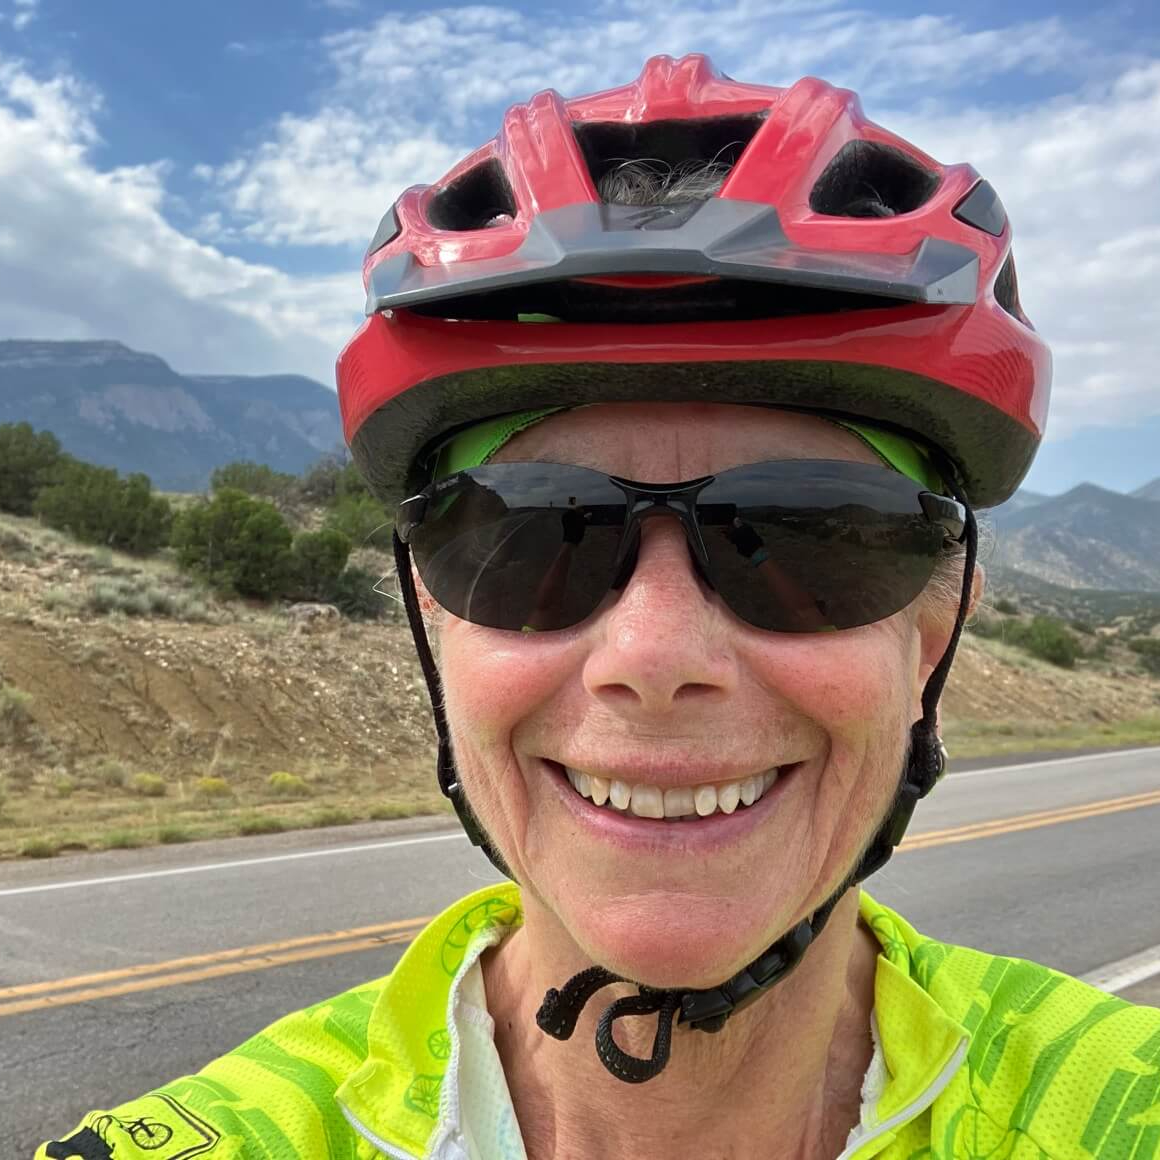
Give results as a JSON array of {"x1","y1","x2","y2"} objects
[
  {"x1": 764, "y1": 621, "x2": 921, "y2": 847},
  {"x1": 438, "y1": 621, "x2": 577, "y2": 866}
]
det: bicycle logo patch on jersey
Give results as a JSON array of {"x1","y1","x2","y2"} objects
[{"x1": 44, "y1": 1094, "x2": 220, "y2": 1160}]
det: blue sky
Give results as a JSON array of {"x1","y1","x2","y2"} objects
[{"x1": 1, "y1": 1, "x2": 1159, "y2": 496}]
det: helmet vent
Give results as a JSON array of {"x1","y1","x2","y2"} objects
[
  {"x1": 573, "y1": 115, "x2": 765, "y2": 203},
  {"x1": 426, "y1": 158, "x2": 518, "y2": 231},
  {"x1": 810, "y1": 141, "x2": 939, "y2": 218},
  {"x1": 993, "y1": 254, "x2": 1026, "y2": 322}
]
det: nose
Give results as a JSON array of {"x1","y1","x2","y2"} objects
[{"x1": 582, "y1": 513, "x2": 739, "y2": 714}]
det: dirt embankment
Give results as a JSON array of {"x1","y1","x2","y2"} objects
[{"x1": 1, "y1": 511, "x2": 1158, "y2": 855}]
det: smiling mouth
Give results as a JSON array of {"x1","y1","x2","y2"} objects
[{"x1": 551, "y1": 761, "x2": 798, "y2": 822}]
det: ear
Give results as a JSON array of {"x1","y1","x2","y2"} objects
[
  {"x1": 913, "y1": 561, "x2": 985, "y2": 721},
  {"x1": 409, "y1": 559, "x2": 448, "y2": 640}
]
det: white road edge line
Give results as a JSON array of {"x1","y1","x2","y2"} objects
[
  {"x1": 1, "y1": 746, "x2": 1157, "y2": 899},
  {"x1": 948, "y1": 745, "x2": 1160, "y2": 780},
  {"x1": 0, "y1": 832, "x2": 467, "y2": 898},
  {"x1": 1080, "y1": 943, "x2": 1160, "y2": 994}
]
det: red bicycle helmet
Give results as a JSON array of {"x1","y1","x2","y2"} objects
[{"x1": 337, "y1": 53, "x2": 1049, "y2": 510}]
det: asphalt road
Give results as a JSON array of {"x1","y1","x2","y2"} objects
[{"x1": 2, "y1": 746, "x2": 1159, "y2": 1155}]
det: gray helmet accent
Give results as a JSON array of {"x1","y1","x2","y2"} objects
[{"x1": 366, "y1": 200, "x2": 979, "y2": 315}]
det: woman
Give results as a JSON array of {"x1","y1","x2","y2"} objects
[{"x1": 41, "y1": 55, "x2": 1158, "y2": 1160}]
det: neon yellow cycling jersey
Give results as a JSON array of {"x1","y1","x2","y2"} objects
[{"x1": 38, "y1": 884, "x2": 1160, "y2": 1160}]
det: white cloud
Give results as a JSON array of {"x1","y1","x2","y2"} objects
[
  {"x1": 2, "y1": 4, "x2": 1157, "y2": 453},
  {"x1": 5, "y1": 0, "x2": 39, "y2": 32},
  {"x1": 205, "y1": 2, "x2": 1092, "y2": 248},
  {"x1": 196, "y1": 2, "x2": 1157, "y2": 440},
  {"x1": 885, "y1": 63, "x2": 1160, "y2": 438},
  {"x1": 0, "y1": 56, "x2": 358, "y2": 386}
]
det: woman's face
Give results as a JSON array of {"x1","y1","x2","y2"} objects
[{"x1": 431, "y1": 402, "x2": 958, "y2": 989}]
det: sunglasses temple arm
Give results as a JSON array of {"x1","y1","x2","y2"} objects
[
  {"x1": 920, "y1": 498, "x2": 978, "y2": 735},
  {"x1": 392, "y1": 531, "x2": 510, "y2": 866}
]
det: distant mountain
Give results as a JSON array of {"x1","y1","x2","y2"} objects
[
  {"x1": 1132, "y1": 478, "x2": 1160, "y2": 502},
  {"x1": 996, "y1": 488, "x2": 1050, "y2": 514},
  {"x1": 0, "y1": 340, "x2": 343, "y2": 492},
  {"x1": 990, "y1": 483, "x2": 1160, "y2": 591}
]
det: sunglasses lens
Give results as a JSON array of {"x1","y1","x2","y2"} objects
[
  {"x1": 699, "y1": 461, "x2": 945, "y2": 632},
  {"x1": 409, "y1": 464, "x2": 626, "y2": 631}
]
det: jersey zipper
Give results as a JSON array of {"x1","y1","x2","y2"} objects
[
  {"x1": 340, "y1": 1102, "x2": 421, "y2": 1160},
  {"x1": 835, "y1": 1036, "x2": 968, "y2": 1160}
]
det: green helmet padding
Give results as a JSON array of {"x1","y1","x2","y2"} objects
[
  {"x1": 433, "y1": 408, "x2": 944, "y2": 493},
  {"x1": 431, "y1": 313, "x2": 945, "y2": 492}
]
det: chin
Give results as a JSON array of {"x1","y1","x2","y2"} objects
[{"x1": 565, "y1": 893, "x2": 797, "y2": 991}]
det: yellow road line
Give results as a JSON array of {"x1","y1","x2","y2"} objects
[
  {"x1": 0, "y1": 915, "x2": 433, "y2": 1001},
  {"x1": 0, "y1": 928, "x2": 424, "y2": 1018},
  {"x1": 4, "y1": 788, "x2": 1159, "y2": 1019},
  {"x1": 900, "y1": 788, "x2": 1160, "y2": 851}
]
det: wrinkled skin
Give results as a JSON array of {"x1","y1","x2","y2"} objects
[{"x1": 417, "y1": 402, "x2": 975, "y2": 1159}]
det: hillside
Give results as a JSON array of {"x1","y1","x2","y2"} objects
[
  {"x1": 1, "y1": 508, "x2": 1158, "y2": 859},
  {"x1": 989, "y1": 483, "x2": 1160, "y2": 591},
  {"x1": 0, "y1": 340, "x2": 343, "y2": 491}
]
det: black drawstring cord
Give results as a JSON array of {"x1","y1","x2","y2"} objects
[
  {"x1": 537, "y1": 892, "x2": 841, "y2": 1083},
  {"x1": 537, "y1": 967, "x2": 681, "y2": 1084}
]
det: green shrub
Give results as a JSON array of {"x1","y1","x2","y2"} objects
[
  {"x1": 1069, "y1": 618, "x2": 1094, "y2": 635},
  {"x1": 86, "y1": 580, "x2": 150, "y2": 617},
  {"x1": 104, "y1": 830, "x2": 144, "y2": 850},
  {"x1": 1129, "y1": 638, "x2": 1160, "y2": 676},
  {"x1": 968, "y1": 613, "x2": 1006, "y2": 642},
  {"x1": 0, "y1": 527, "x2": 34, "y2": 560},
  {"x1": 237, "y1": 815, "x2": 286, "y2": 836},
  {"x1": 94, "y1": 759, "x2": 128, "y2": 788},
  {"x1": 310, "y1": 807, "x2": 353, "y2": 828},
  {"x1": 295, "y1": 455, "x2": 369, "y2": 506},
  {"x1": 171, "y1": 489, "x2": 293, "y2": 599},
  {"x1": 35, "y1": 463, "x2": 171, "y2": 554},
  {"x1": 369, "y1": 802, "x2": 411, "y2": 821},
  {"x1": 41, "y1": 586, "x2": 76, "y2": 612},
  {"x1": 0, "y1": 684, "x2": 34, "y2": 741},
  {"x1": 211, "y1": 461, "x2": 296, "y2": 500},
  {"x1": 130, "y1": 772, "x2": 167, "y2": 797},
  {"x1": 0, "y1": 422, "x2": 65, "y2": 515},
  {"x1": 993, "y1": 598, "x2": 1019, "y2": 615},
  {"x1": 50, "y1": 773, "x2": 76, "y2": 798},
  {"x1": 324, "y1": 494, "x2": 389, "y2": 547},
  {"x1": 1014, "y1": 616, "x2": 1080, "y2": 669},
  {"x1": 195, "y1": 775, "x2": 232, "y2": 800},
  {"x1": 287, "y1": 529, "x2": 352, "y2": 601},
  {"x1": 267, "y1": 771, "x2": 310, "y2": 797},
  {"x1": 329, "y1": 565, "x2": 388, "y2": 621},
  {"x1": 158, "y1": 825, "x2": 191, "y2": 844},
  {"x1": 20, "y1": 837, "x2": 58, "y2": 858}
]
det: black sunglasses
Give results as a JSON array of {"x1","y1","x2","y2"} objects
[{"x1": 396, "y1": 458, "x2": 966, "y2": 634}]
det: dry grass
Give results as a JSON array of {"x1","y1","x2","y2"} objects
[
  {"x1": 943, "y1": 713, "x2": 1160, "y2": 759},
  {"x1": 3, "y1": 507, "x2": 1159, "y2": 859}
]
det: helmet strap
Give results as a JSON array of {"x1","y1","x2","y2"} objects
[
  {"x1": 394, "y1": 499, "x2": 978, "y2": 1083},
  {"x1": 393, "y1": 531, "x2": 514, "y2": 878}
]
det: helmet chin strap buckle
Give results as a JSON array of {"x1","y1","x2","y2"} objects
[{"x1": 678, "y1": 917, "x2": 815, "y2": 1033}]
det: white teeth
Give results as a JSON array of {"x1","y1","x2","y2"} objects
[
  {"x1": 716, "y1": 782, "x2": 742, "y2": 814},
  {"x1": 630, "y1": 784, "x2": 665, "y2": 819},
  {"x1": 694, "y1": 784, "x2": 718, "y2": 817},
  {"x1": 562, "y1": 763, "x2": 783, "y2": 819}
]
